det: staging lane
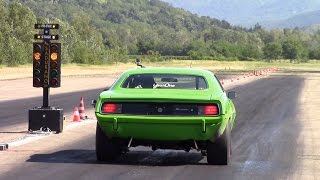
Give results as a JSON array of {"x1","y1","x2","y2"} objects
[
  {"x1": 0, "y1": 88, "x2": 103, "y2": 129},
  {"x1": 0, "y1": 74, "x2": 312, "y2": 180}
]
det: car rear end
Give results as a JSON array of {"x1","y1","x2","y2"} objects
[
  {"x1": 95, "y1": 68, "x2": 234, "y2": 165},
  {"x1": 96, "y1": 92, "x2": 227, "y2": 142},
  {"x1": 95, "y1": 70, "x2": 228, "y2": 143}
]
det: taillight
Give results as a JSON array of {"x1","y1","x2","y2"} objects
[
  {"x1": 200, "y1": 104, "x2": 219, "y2": 115},
  {"x1": 102, "y1": 103, "x2": 122, "y2": 114}
]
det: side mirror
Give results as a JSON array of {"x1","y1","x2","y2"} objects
[
  {"x1": 91, "y1": 99, "x2": 97, "y2": 108},
  {"x1": 227, "y1": 91, "x2": 237, "y2": 99}
]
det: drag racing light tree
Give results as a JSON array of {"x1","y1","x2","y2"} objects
[
  {"x1": 49, "y1": 43, "x2": 61, "y2": 88},
  {"x1": 33, "y1": 43, "x2": 43, "y2": 87},
  {"x1": 29, "y1": 23, "x2": 64, "y2": 134}
]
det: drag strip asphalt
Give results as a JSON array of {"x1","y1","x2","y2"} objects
[
  {"x1": 0, "y1": 74, "x2": 229, "y2": 132},
  {"x1": 1, "y1": 73, "x2": 313, "y2": 180},
  {"x1": 0, "y1": 87, "x2": 104, "y2": 130}
]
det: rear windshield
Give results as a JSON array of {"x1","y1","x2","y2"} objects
[{"x1": 121, "y1": 74, "x2": 208, "y2": 90}]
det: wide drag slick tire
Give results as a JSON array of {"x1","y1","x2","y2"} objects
[
  {"x1": 96, "y1": 123, "x2": 122, "y2": 162},
  {"x1": 206, "y1": 121, "x2": 231, "y2": 165}
]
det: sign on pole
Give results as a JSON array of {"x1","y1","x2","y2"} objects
[
  {"x1": 34, "y1": 24, "x2": 60, "y2": 29},
  {"x1": 34, "y1": 34, "x2": 59, "y2": 40}
]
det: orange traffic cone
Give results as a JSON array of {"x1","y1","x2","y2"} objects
[
  {"x1": 79, "y1": 97, "x2": 86, "y2": 120},
  {"x1": 73, "y1": 107, "x2": 81, "y2": 122}
]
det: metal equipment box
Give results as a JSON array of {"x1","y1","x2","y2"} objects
[{"x1": 29, "y1": 107, "x2": 63, "y2": 133}]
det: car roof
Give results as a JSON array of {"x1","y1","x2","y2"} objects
[{"x1": 123, "y1": 67, "x2": 215, "y2": 77}]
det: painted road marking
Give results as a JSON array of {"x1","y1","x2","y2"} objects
[{"x1": 5, "y1": 119, "x2": 97, "y2": 148}]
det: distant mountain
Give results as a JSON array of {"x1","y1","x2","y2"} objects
[
  {"x1": 262, "y1": 10, "x2": 320, "y2": 29},
  {"x1": 162, "y1": 0, "x2": 320, "y2": 27},
  {"x1": 301, "y1": 24, "x2": 320, "y2": 34},
  {"x1": 2, "y1": 0, "x2": 259, "y2": 65}
]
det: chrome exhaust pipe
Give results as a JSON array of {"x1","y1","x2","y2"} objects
[
  {"x1": 194, "y1": 140, "x2": 199, "y2": 150},
  {"x1": 127, "y1": 137, "x2": 133, "y2": 148}
]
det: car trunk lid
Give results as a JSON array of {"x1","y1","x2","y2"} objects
[
  {"x1": 99, "y1": 90, "x2": 221, "y2": 116},
  {"x1": 106, "y1": 89, "x2": 212, "y2": 102}
]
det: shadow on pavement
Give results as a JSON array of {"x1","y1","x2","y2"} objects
[{"x1": 27, "y1": 149, "x2": 206, "y2": 166}]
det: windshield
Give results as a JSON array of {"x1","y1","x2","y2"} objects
[{"x1": 121, "y1": 74, "x2": 207, "y2": 90}]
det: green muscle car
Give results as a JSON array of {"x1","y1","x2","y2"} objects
[{"x1": 94, "y1": 67, "x2": 236, "y2": 165}]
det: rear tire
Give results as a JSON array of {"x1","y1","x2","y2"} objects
[
  {"x1": 207, "y1": 121, "x2": 231, "y2": 165},
  {"x1": 96, "y1": 123, "x2": 122, "y2": 162}
]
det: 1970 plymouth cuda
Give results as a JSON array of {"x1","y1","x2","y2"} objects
[{"x1": 94, "y1": 67, "x2": 236, "y2": 165}]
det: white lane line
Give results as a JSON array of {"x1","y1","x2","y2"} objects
[
  {"x1": 6, "y1": 119, "x2": 97, "y2": 148},
  {"x1": 0, "y1": 99, "x2": 10, "y2": 102}
]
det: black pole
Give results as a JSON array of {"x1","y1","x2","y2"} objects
[
  {"x1": 43, "y1": 28, "x2": 50, "y2": 108},
  {"x1": 43, "y1": 87, "x2": 49, "y2": 108}
]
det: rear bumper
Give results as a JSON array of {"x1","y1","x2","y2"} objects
[{"x1": 96, "y1": 113, "x2": 227, "y2": 141}]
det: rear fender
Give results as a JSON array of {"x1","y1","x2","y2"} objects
[{"x1": 210, "y1": 115, "x2": 229, "y2": 142}]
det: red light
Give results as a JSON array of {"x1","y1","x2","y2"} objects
[
  {"x1": 50, "y1": 78, "x2": 58, "y2": 86},
  {"x1": 102, "y1": 103, "x2": 119, "y2": 113},
  {"x1": 203, "y1": 105, "x2": 219, "y2": 115},
  {"x1": 33, "y1": 78, "x2": 41, "y2": 87}
]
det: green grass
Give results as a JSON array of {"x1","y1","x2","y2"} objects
[
  {"x1": 1, "y1": 60, "x2": 320, "y2": 80},
  {"x1": 141, "y1": 59, "x2": 320, "y2": 72}
]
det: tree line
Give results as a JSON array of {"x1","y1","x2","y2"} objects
[{"x1": 0, "y1": 0, "x2": 320, "y2": 66}]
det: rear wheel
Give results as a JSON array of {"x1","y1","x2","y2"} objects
[
  {"x1": 96, "y1": 123, "x2": 122, "y2": 162},
  {"x1": 207, "y1": 121, "x2": 231, "y2": 165}
]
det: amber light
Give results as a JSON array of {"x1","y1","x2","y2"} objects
[
  {"x1": 34, "y1": 52, "x2": 41, "y2": 61},
  {"x1": 51, "y1": 52, "x2": 58, "y2": 61}
]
